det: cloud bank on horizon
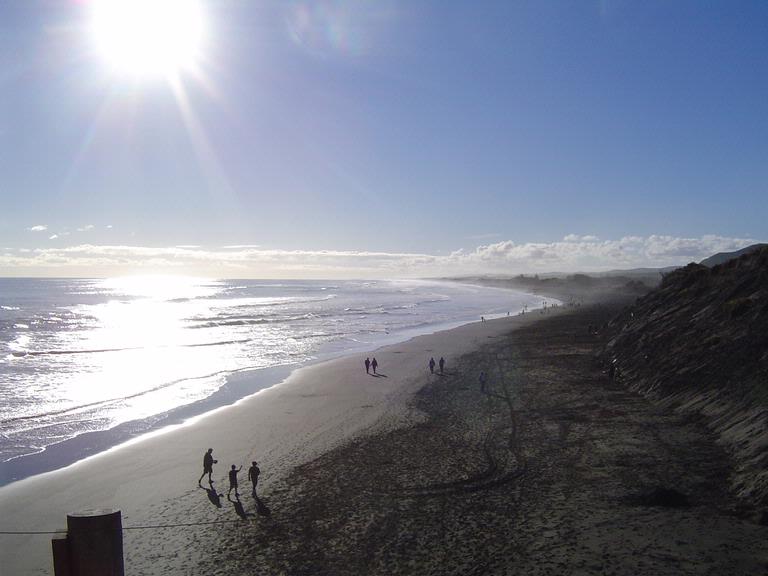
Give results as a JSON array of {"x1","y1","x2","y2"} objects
[{"x1": 0, "y1": 234, "x2": 757, "y2": 279}]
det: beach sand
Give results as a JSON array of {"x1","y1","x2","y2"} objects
[
  {"x1": 2, "y1": 305, "x2": 766, "y2": 575},
  {"x1": 204, "y1": 305, "x2": 767, "y2": 576},
  {"x1": 0, "y1": 311, "x2": 544, "y2": 575}
]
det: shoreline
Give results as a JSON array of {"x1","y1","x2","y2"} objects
[
  {"x1": 0, "y1": 308, "x2": 551, "y2": 575},
  {"x1": 0, "y1": 286, "x2": 551, "y2": 488}
]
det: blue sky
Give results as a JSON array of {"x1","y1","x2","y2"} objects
[{"x1": 1, "y1": 1, "x2": 766, "y2": 277}]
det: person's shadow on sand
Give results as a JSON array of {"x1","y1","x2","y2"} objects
[
  {"x1": 228, "y1": 493, "x2": 254, "y2": 520},
  {"x1": 253, "y1": 494, "x2": 272, "y2": 517},
  {"x1": 370, "y1": 373, "x2": 388, "y2": 378},
  {"x1": 199, "y1": 483, "x2": 223, "y2": 508}
]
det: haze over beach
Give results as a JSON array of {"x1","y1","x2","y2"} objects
[{"x1": 1, "y1": 1, "x2": 768, "y2": 575}]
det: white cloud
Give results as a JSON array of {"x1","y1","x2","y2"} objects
[
  {"x1": 77, "y1": 224, "x2": 95, "y2": 232},
  {"x1": 0, "y1": 234, "x2": 760, "y2": 278},
  {"x1": 450, "y1": 234, "x2": 757, "y2": 273},
  {"x1": 49, "y1": 234, "x2": 59, "y2": 240},
  {"x1": 27, "y1": 225, "x2": 47, "y2": 232},
  {"x1": 564, "y1": 234, "x2": 599, "y2": 243}
]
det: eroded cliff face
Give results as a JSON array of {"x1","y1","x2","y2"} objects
[{"x1": 603, "y1": 247, "x2": 768, "y2": 509}]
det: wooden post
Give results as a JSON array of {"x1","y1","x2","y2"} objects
[
  {"x1": 65, "y1": 509, "x2": 124, "y2": 576},
  {"x1": 52, "y1": 537, "x2": 72, "y2": 576}
]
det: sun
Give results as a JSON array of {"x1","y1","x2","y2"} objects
[{"x1": 89, "y1": 0, "x2": 206, "y2": 78}]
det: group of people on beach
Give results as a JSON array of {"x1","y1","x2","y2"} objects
[
  {"x1": 364, "y1": 357, "x2": 378, "y2": 374},
  {"x1": 428, "y1": 356, "x2": 445, "y2": 374},
  {"x1": 364, "y1": 356, "x2": 449, "y2": 376},
  {"x1": 198, "y1": 448, "x2": 260, "y2": 497}
]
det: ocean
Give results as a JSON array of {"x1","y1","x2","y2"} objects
[{"x1": 0, "y1": 276, "x2": 547, "y2": 485}]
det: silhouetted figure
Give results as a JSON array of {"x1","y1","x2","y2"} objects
[
  {"x1": 198, "y1": 448, "x2": 217, "y2": 485},
  {"x1": 248, "y1": 461, "x2": 261, "y2": 496},
  {"x1": 228, "y1": 464, "x2": 242, "y2": 496},
  {"x1": 609, "y1": 362, "x2": 616, "y2": 380},
  {"x1": 365, "y1": 357, "x2": 371, "y2": 374},
  {"x1": 429, "y1": 357, "x2": 435, "y2": 374},
  {"x1": 439, "y1": 357, "x2": 445, "y2": 374},
  {"x1": 481, "y1": 316, "x2": 485, "y2": 322},
  {"x1": 479, "y1": 371, "x2": 487, "y2": 392},
  {"x1": 371, "y1": 357, "x2": 378, "y2": 374}
]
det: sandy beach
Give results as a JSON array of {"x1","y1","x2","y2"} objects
[
  {"x1": 0, "y1": 311, "x2": 545, "y2": 575},
  {"x1": 210, "y1": 304, "x2": 768, "y2": 576},
  {"x1": 2, "y1": 303, "x2": 766, "y2": 575}
]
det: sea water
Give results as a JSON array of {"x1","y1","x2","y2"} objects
[{"x1": 0, "y1": 277, "x2": 547, "y2": 484}]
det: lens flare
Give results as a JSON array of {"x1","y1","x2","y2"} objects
[{"x1": 90, "y1": 0, "x2": 206, "y2": 78}]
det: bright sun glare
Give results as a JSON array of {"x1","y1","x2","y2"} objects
[{"x1": 90, "y1": 0, "x2": 206, "y2": 78}]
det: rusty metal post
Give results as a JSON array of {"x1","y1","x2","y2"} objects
[{"x1": 66, "y1": 509, "x2": 124, "y2": 576}]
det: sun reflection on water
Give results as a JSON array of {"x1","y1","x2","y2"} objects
[{"x1": 61, "y1": 276, "x2": 247, "y2": 408}]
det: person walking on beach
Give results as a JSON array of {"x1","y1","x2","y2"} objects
[
  {"x1": 228, "y1": 464, "x2": 242, "y2": 496},
  {"x1": 365, "y1": 357, "x2": 371, "y2": 374},
  {"x1": 439, "y1": 357, "x2": 445, "y2": 374},
  {"x1": 371, "y1": 357, "x2": 378, "y2": 374},
  {"x1": 198, "y1": 448, "x2": 217, "y2": 485},
  {"x1": 479, "y1": 371, "x2": 487, "y2": 392},
  {"x1": 248, "y1": 461, "x2": 261, "y2": 496},
  {"x1": 429, "y1": 357, "x2": 435, "y2": 374}
]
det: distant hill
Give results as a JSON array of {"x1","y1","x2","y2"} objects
[
  {"x1": 595, "y1": 266, "x2": 680, "y2": 278},
  {"x1": 604, "y1": 245, "x2": 768, "y2": 509},
  {"x1": 451, "y1": 273, "x2": 652, "y2": 305},
  {"x1": 699, "y1": 243, "x2": 767, "y2": 268}
]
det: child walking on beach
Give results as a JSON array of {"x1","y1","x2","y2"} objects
[{"x1": 228, "y1": 464, "x2": 242, "y2": 496}]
